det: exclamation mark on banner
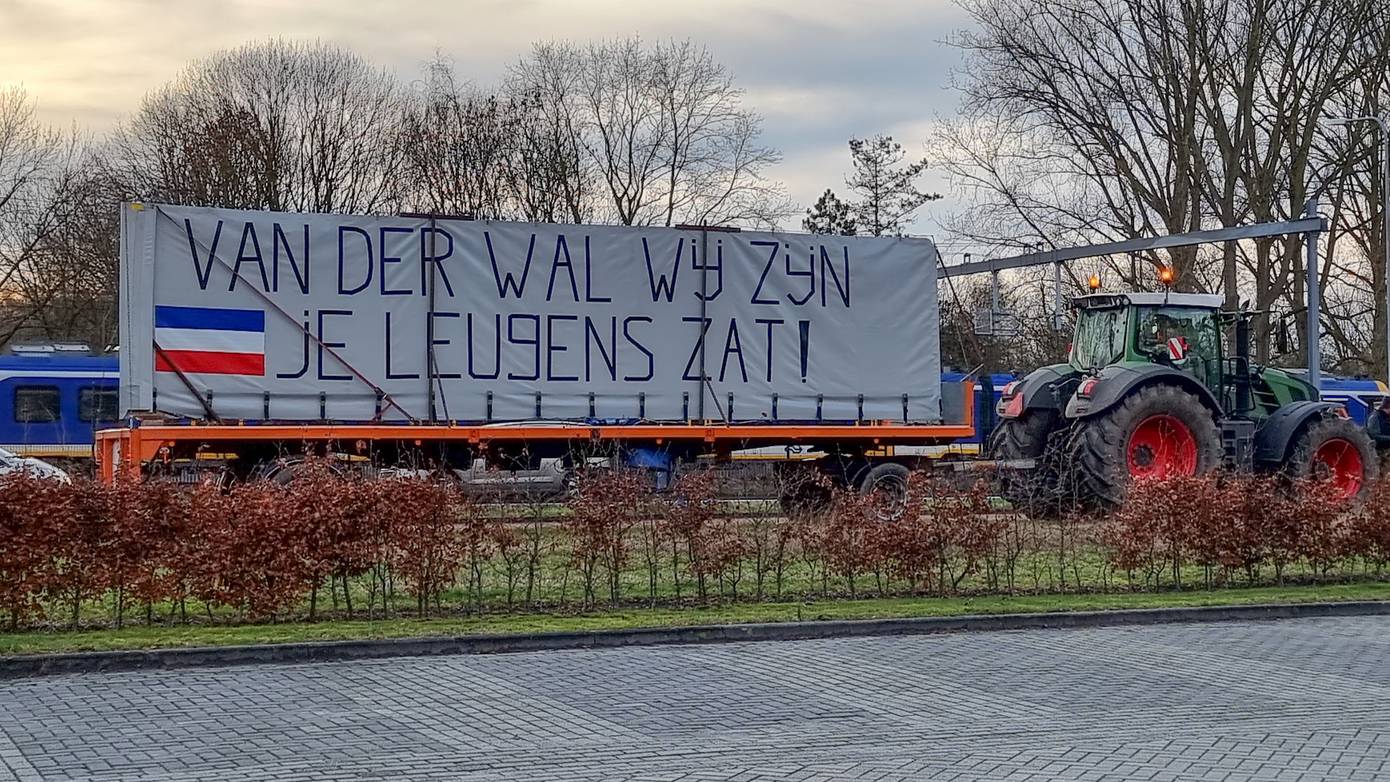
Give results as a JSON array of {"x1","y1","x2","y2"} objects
[{"x1": 798, "y1": 320, "x2": 810, "y2": 382}]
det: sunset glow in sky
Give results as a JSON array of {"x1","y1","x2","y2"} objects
[{"x1": 0, "y1": 0, "x2": 970, "y2": 229}]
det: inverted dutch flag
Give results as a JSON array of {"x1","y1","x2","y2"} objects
[{"x1": 154, "y1": 305, "x2": 266, "y2": 376}]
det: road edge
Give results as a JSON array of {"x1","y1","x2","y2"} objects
[{"x1": 4, "y1": 599, "x2": 1387, "y2": 678}]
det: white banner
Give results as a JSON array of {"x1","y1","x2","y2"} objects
[{"x1": 119, "y1": 204, "x2": 940, "y2": 423}]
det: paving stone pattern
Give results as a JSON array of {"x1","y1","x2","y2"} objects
[{"x1": 2, "y1": 616, "x2": 1389, "y2": 781}]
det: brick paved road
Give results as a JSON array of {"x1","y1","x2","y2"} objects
[{"x1": 2, "y1": 616, "x2": 1389, "y2": 781}]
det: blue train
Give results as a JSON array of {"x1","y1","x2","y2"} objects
[
  {"x1": 0, "y1": 352, "x2": 119, "y2": 458},
  {"x1": 0, "y1": 352, "x2": 1383, "y2": 459}
]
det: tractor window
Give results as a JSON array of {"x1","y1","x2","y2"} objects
[
  {"x1": 1071, "y1": 307, "x2": 1126, "y2": 369},
  {"x1": 1136, "y1": 307, "x2": 1221, "y2": 387}
]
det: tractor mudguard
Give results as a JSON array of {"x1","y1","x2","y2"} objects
[
  {"x1": 998, "y1": 364, "x2": 1079, "y2": 419},
  {"x1": 1253, "y1": 401, "x2": 1340, "y2": 464},
  {"x1": 1064, "y1": 364, "x2": 1223, "y2": 420}
]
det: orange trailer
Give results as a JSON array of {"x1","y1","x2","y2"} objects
[{"x1": 95, "y1": 380, "x2": 976, "y2": 498}]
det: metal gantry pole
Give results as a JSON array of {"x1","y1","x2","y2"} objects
[
  {"x1": 1305, "y1": 195, "x2": 1322, "y2": 389},
  {"x1": 939, "y1": 217, "x2": 1326, "y2": 278},
  {"x1": 1380, "y1": 119, "x2": 1389, "y2": 387},
  {"x1": 1052, "y1": 258, "x2": 1063, "y2": 331}
]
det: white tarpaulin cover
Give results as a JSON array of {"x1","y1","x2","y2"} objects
[{"x1": 119, "y1": 204, "x2": 941, "y2": 423}]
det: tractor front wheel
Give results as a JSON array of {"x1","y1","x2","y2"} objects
[
  {"x1": 1070, "y1": 384, "x2": 1222, "y2": 507},
  {"x1": 1286, "y1": 416, "x2": 1378, "y2": 500},
  {"x1": 989, "y1": 411, "x2": 1063, "y2": 513}
]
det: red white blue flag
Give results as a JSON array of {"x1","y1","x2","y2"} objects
[{"x1": 154, "y1": 305, "x2": 266, "y2": 376}]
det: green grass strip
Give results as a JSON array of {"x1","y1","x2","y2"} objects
[{"x1": 2, "y1": 581, "x2": 1387, "y2": 656}]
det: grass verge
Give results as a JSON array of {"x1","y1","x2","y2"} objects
[{"x1": 3, "y1": 581, "x2": 1388, "y2": 657}]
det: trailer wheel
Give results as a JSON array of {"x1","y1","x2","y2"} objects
[
  {"x1": 859, "y1": 462, "x2": 911, "y2": 520},
  {"x1": 267, "y1": 459, "x2": 308, "y2": 486},
  {"x1": 256, "y1": 457, "x2": 345, "y2": 485},
  {"x1": 989, "y1": 411, "x2": 1062, "y2": 512},
  {"x1": 1070, "y1": 384, "x2": 1221, "y2": 507},
  {"x1": 1286, "y1": 416, "x2": 1378, "y2": 500}
]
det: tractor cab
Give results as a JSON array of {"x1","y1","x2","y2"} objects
[
  {"x1": 1071, "y1": 292, "x2": 1226, "y2": 394},
  {"x1": 1068, "y1": 292, "x2": 1316, "y2": 419}
]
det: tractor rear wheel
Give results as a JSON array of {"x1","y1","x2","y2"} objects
[
  {"x1": 989, "y1": 411, "x2": 1063, "y2": 512},
  {"x1": 1070, "y1": 384, "x2": 1222, "y2": 507},
  {"x1": 1286, "y1": 416, "x2": 1378, "y2": 500}
]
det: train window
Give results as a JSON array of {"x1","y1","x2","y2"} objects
[
  {"x1": 79, "y1": 387, "x2": 119, "y2": 423},
  {"x1": 13, "y1": 386, "x2": 60, "y2": 423}
]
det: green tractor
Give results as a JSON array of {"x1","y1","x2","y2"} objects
[{"x1": 989, "y1": 291, "x2": 1377, "y2": 508}]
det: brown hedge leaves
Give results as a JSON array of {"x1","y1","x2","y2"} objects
[
  {"x1": 0, "y1": 464, "x2": 496, "y2": 628},
  {"x1": 2, "y1": 466, "x2": 1387, "y2": 632}
]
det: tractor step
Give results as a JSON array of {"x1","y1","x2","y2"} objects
[{"x1": 1221, "y1": 419, "x2": 1256, "y2": 471}]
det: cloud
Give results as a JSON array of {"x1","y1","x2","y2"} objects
[{"x1": 0, "y1": 0, "x2": 972, "y2": 225}]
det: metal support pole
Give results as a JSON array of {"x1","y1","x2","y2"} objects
[
  {"x1": 940, "y1": 217, "x2": 1325, "y2": 278},
  {"x1": 1305, "y1": 195, "x2": 1322, "y2": 389},
  {"x1": 696, "y1": 230, "x2": 709, "y2": 420},
  {"x1": 426, "y1": 217, "x2": 437, "y2": 423},
  {"x1": 1381, "y1": 121, "x2": 1389, "y2": 387},
  {"x1": 1052, "y1": 260, "x2": 1063, "y2": 331}
]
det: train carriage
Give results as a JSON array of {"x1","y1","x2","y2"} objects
[{"x1": 0, "y1": 351, "x2": 119, "y2": 459}]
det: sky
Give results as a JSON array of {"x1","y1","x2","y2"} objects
[{"x1": 0, "y1": 0, "x2": 975, "y2": 236}]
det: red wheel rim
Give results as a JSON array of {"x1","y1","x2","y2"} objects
[
  {"x1": 1127, "y1": 415, "x2": 1198, "y2": 479},
  {"x1": 1312, "y1": 438, "x2": 1364, "y2": 498}
]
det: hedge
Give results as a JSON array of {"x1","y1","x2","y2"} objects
[{"x1": 1, "y1": 464, "x2": 1387, "y2": 631}]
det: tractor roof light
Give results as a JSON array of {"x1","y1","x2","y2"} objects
[
  {"x1": 1158, "y1": 265, "x2": 1175, "y2": 287},
  {"x1": 1087, "y1": 274, "x2": 1102, "y2": 291}
]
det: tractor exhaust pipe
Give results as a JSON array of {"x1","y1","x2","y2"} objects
[{"x1": 1234, "y1": 316, "x2": 1252, "y2": 414}]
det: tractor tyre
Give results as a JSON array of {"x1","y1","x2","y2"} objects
[
  {"x1": 1286, "y1": 415, "x2": 1378, "y2": 501},
  {"x1": 990, "y1": 411, "x2": 1063, "y2": 513},
  {"x1": 1069, "y1": 384, "x2": 1222, "y2": 507}
]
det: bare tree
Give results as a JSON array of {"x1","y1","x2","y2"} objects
[
  {"x1": 508, "y1": 38, "x2": 791, "y2": 228},
  {"x1": 111, "y1": 39, "x2": 409, "y2": 214},
  {"x1": 13, "y1": 164, "x2": 120, "y2": 349},
  {"x1": 399, "y1": 56, "x2": 598, "y2": 224},
  {"x1": 0, "y1": 87, "x2": 93, "y2": 345},
  {"x1": 936, "y1": 0, "x2": 1215, "y2": 285},
  {"x1": 935, "y1": 0, "x2": 1390, "y2": 367},
  {"x1": 1309, "y1": 17, "x2": 1390, "y2": 376},
  {"x1": 401, "y1": 57, "x2": 519, "y2": 219},
  {"x1": 508, "y1": 88, "x2": 594, "y2": 223}
]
